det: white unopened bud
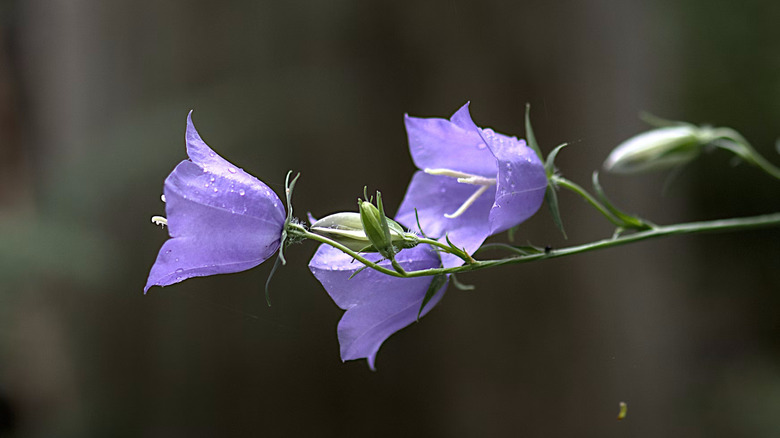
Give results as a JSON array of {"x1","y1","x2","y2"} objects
[
  {"x1": 311, "y1": 211, "x2": 418, "y2": 253},
  {"x1": 604, "y1": 125, "x2": 716, "y2": 173}
]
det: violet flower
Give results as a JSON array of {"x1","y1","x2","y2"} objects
[
  {"x1": 395, "y1": 103, "x2": 547, "y2": 267},
  {"x1": 145, "y1": 112, "x2": 286, "y2": 292},
  {"x1": 308, "y1": 244, "x2": 447, "y2": 370}
]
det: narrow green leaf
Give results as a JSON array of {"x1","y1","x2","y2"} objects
[
  {"x1": 524, "y1": 103, "x2": 544, "y2": 161},
  {"x1": 544, "y1": 185, "x2": 566, "y2": 238},
  {"x1": 418, "y1": 274, "x2": 448, "y2": 319},
  {"x1": 507, "y1": 225, "x2": 518, "y2": 242},
  {"x1": 591, "y1": 172, "x2": 651, "y2": 230},
  {"x1": 450, "y1": 274, "x2": 475, "y2": 291},
  {"x1": 348, "y1": 264, "x2": 372, "y2": 280}
]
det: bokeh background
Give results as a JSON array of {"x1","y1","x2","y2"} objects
[{"x1": 2, "y1": 0, "x2": 780, "y2": 436}]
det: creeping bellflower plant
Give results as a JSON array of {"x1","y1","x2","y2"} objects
[
  {"x1": 145, "y1": 104, "x2": 780, "y2": 371},
  {"x1": 395, "y1": 103, "x2": 548, "y2": 268},
  {"x1": 145, "y1": 113, "x2": 287, "y2": 292}
]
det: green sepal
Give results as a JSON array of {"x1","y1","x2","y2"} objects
[
  {"x1": 414, "y1": 208, "x2": 430, "y2": 239},
  {"x1": 524, "y1": 103, "x2": 544, "y2": 161},
  {"x1": 267, "y1": 170, "x2": 300, "y2": 306},
  {"x1": 591, "y1": 172, "x2": 652, "y2": 230},
  {"x1": 418, "y1": 273, "x2": 448, "y2": 320},
  {"x1": 544, "y1": 142, "x2": 569, "y2": 177}
]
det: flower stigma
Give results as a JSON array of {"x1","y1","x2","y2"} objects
[{"x1": 423, "y1": 168, "x2": 497, "y2": 218}]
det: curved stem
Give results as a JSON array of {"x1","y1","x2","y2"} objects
[{"x1": 552, "y1": 175, "x2": 624, "y2": 227}]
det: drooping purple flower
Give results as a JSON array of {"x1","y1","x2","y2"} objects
[
  {"x1": 308, "y1": 244, "x2": 447, "y2": 370},
  {"x1": 144, "y1": 112, "x2": 286, "y2": 292},
  {"x1": 395, "y1": 102, "x2": 547, "y2": 268}
]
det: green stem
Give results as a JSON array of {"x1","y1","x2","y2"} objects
[
  {"x1": 368, "y1": 212, "x2": 780, "y2": 278},
  {"x1": 552, "y1": 175, "x2": 624, "y2": 227}
]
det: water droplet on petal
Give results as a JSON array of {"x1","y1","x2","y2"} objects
[
  {"x1": 228, "y1": 167, "x2": 237, "y2": 173},
  {"x1": 210, "y1": 176, "x2": 216, "y2": 182},
  {"x1": 175, "y1": 258, "x2": 179, "y2": 262},
  {"x1": 165, "y1": 250, "x2": 171, "y2": 254},
  {"x1": 213, "y1": 187, "x2": 219, "y2": 193},
  {"x1": 238, "y1": 189, "x2": 245, "y2": 196},
  {"x1": 175, "y1": 268, "x2": 184, "y2": 274},
  {"x1": 209, "y1": 152, "x2": 216, "y2": 157}
]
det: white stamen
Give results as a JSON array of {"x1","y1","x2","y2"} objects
[
  {"x1": 456, "y1": 175, "x2": 496, "y2": 186},
  {"x1": 151, "y1": 216, "x2": 168, "y2": 227},
  {"x1": 425, "y1": 168, "x2": 497, "y2": 218},
  {"x1": 424, "y1": 168, "x2": 475, "y2": 179},
  {"x1": 161, "y1": 194, "x2": 166, "y2": 203},
  {"x1": 444, "y1": 185, "x2": 491, "y2": 218}
]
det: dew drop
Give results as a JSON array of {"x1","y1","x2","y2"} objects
[
  {"x1": 213, "y1": 187, "x2": 219, "y2": 193},
  {"x1": 209, "y1": 152, "x2": 216, "y2": 157},
  {"x1": 165, "y1": 250, "x2": 171, "y2": 254},
  {"x1": 175, "y1": 268, "x2": 184, "y2": 274},
  {"x1": 210, "y1": 176, "x2": 216, "y2": 182},
  {"x1": 228, "y1": 167, "x2": 237, "y2": 174},
  {"x1": 175, "y1": 258, "x2": 180, "y2": 262},
  {"x1": 238, "y1": 189, "x2": 245, "y2": 196}
]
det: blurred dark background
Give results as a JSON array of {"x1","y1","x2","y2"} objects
[{"x1": 1, "y1": 0, "x2": 779, "y2": 436}]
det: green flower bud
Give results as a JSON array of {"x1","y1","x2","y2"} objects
[
  {"x1": 604, "y1": 125, "x2": 716, "y2": 173},
  {"x1": 360, "y1": 193, "x2": 406, "y2": 259}
]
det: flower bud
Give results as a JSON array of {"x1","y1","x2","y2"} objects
[
  {"x1": 311, "y1": 211, "x2": 418, "y2": 254},
  {"x1": 359, "y1": 199, "x2": 395, "y2": 258},
  {"x1": 603, "y1": 125, "x2": 716, "y2": 173}
]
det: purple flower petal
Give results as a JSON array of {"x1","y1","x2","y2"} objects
[
  {"x1": 145, "y1": 113, "x2": 286, "y2": 292},
  {"x1": 395, "y1": 172, "x2": 493, "y2": 268},
  {"x1": 308, "y1": 244, "x2": 447, "y2": 370},
  {"x1": 404, "y1": 103, "x2": 496, "y2": 177},
  {"x1": 479, "y1": 128, "x2": 547, "y2": 234}
]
